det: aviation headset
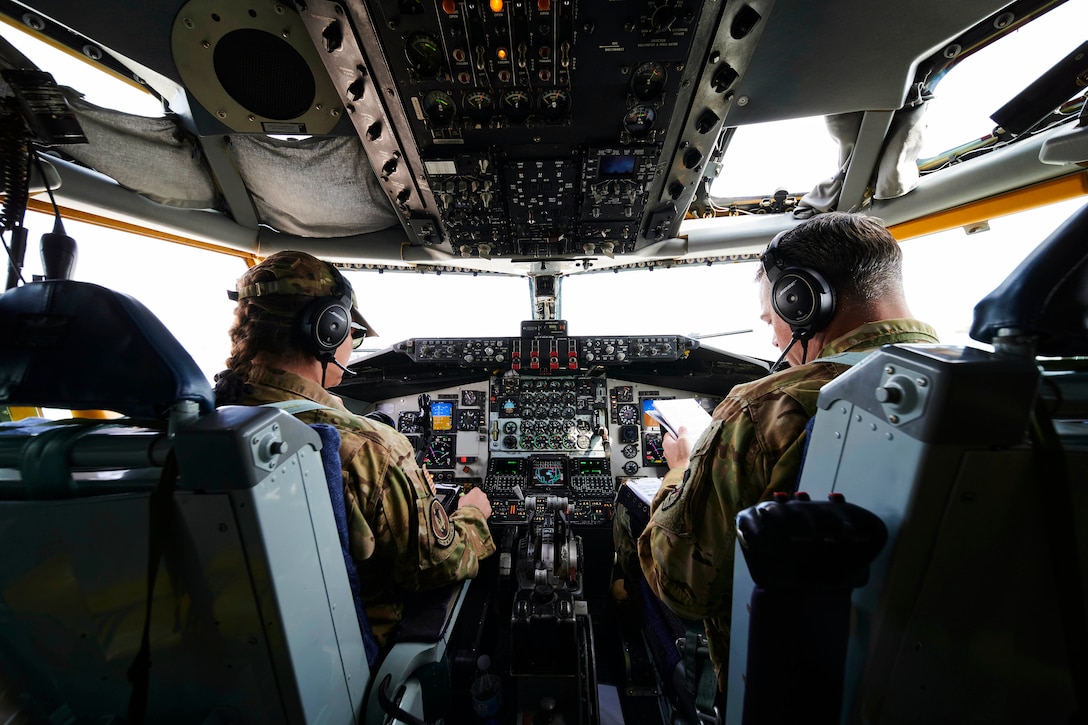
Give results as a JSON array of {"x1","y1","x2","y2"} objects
[
  {"x1": 231, "y1": 261, "x2": 358, "y2": 363},
  {"x1": 761, "y1": 230, "x2": 837, "y2": 341},
  {"x1": 297, "y1": 263, "x2": 357, "y2": 362}
]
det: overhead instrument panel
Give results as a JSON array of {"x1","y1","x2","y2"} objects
[{"x1": 296, "y1": 0, "x2": 772, "y2": 257}]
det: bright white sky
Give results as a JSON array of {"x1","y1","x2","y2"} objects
[{"x1": 3, "y1": 6, "x2": 1088, "y2": 381}]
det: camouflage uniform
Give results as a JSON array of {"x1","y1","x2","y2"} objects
[
  {"x1": 619, "y1": 319, "x2": 938, "y2": 690},
  {"x1": 240, "y1": 365, "x2": 495, "y2": 645}
]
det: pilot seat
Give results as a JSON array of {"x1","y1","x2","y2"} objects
[
  {"x1": 726, "y1": 200, "x2": 1088, "y2": 724},
  {"x1": 0, "y1": 279, "x2": 465, "y2": 724}
]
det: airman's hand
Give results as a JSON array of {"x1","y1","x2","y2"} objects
[
  {"x1": 663, "y1": 426, "x2": 693, "y2": 471},
  {"x1": 458, "y1": 486, "x2": 493, "y2": 519}
]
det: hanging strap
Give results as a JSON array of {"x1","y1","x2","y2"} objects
[
  {"x1": 680, "y1": 620, "x2": 719, "y2": 724},
  {"x1": 813, "y1": 350, "x2": 873, "y2": 367},
  {"x1": 262, "y1": 399, "x2": 334, "y2": 415},
  {"x1": 125, "y1": 449, "x2": 180, "y2": 725}
]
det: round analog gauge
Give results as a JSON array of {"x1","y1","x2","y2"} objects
[
  {"x1": 422, "y1": 89, "x2": 456, "y2": 127},
  {"x1": 631, "y1": 61, "x2": 667, "y2": 101},
  {"x1": 614, "y1": 385, "x2": 633, "y2": 402},
  {"x1": 622, "y1": 443, "x2": 638, "y2": 459},
  {"x1": 622, "y1": 460, "x2": 640, "y2": 476},
  {"x1": 463, "y1": 90, "x2": 494, "y2": 125},
  {"x1": 503, "y1": 434, "x2": 518, "y2": 448},
  {"x1": 503, "y1": 420, "x2": 518, "y2": 434},
  {"x1": 406, "y1": 32, "x2": 443, "y2": 77},
  {"x1": 461, "y1": 389, "x2": 480, "y2": 406},
  {"x1": 424, "y1": 435, "x2": 454, "y2": 468},
  {"x1": 576, "y1": 434, "x2": 590, "y2": 449},
  {"x1": 538, "y1": 89, "x2": 571, "y2": 120},
  {"x1": 623, "y1": 104, "x2": 656, "y2": 138},
  {"x1": 617, "y1": 403, "x2": 639, "y2": 426},
  {"x1": 501, "y1": 89, "x2": 533, "y2": 123},
  {"x1": 457, "y1": 409, "x2": 481, "y2": 431}
]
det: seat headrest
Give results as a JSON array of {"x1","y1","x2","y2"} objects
[
  {"x1": 0, "y1": 280, "x2": 214, "y2": 418},
  {"x1": 970, "y1": 201, "x2": 1088, "y2": 356}
]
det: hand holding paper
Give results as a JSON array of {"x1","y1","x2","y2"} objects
[{"x1": 646, "y1": 398, "x2": 712, "y2": 442}]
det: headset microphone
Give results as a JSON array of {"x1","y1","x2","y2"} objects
[{"x1": 329, "y1": 358, "x2": 357, "y2": 376}]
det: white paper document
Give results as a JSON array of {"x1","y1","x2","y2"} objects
[{"x1": 646, "y1": 398, "x2": 713, "y2": 441}]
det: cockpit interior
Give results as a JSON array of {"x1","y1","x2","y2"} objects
[{"x1": 1, "y1": 0, "x2": 1088, "y2": 722}]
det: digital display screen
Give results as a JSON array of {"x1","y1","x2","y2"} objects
[
  {"x1": 643, "y1": 432, "x2": 666, "y2": 466},
  {"x1": 641, "y1": 397, "x2": 673, "y2": 428},
  {"x1": 491, "y1": 458, "x2": 523, "y2": 476},
  {"x1": 599, "y1": 155, "x2": 636, "y2": 177},
  {"x1": 532, "y1": 459, "x2": 565, "y2": 487},
  {"x1": 576, "y1": 459, "x2": 608, "y2": 475},
  {"x1": 430, "y1": 400, "x2": 454, "y2": 431},
  {"x1": 641, "y1": 398, "x2": 657, "y2": 428}
]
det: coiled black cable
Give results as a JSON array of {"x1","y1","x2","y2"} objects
[
  {"x1": 1, "y1": 99, "x2": 32, "y2": 288},
  {"x1": 0, "y1": 99, "x2": 31, "y2": 232}
]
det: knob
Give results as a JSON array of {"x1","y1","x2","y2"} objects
[
  {"x1": 874, "y1": 374, "x2": 917, "y2": 410},
  {"x1": 874, "y1": 385, "x2": 901, "y2": 404}
]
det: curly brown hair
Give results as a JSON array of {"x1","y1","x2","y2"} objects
[{"x1": 213, "y1": 294, "x2": 310, "y2": 405}]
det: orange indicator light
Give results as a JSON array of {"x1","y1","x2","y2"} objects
[
  {"x1": 490, "y1": 0, "x2": 503, "y2": 12},
  {"x1": 497, "y1": 46, "x2": 508, "y2": 60}
]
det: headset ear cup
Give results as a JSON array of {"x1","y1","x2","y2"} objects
[
  {"x1": 771, "y1": 268, "x2": 836, "y2": 339},
  {"x1": 299, "y1": 296, "x2": 351, "y2": 358}
]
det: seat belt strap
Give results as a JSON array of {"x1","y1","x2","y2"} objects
[
  {"x1": 262, "y1": 399, "x2": 334, "y2": 415},
  {"x1": 813, "y1": 350, "x2": 873, "y2": 366},
  {"x1": 681, "y1": 620, "x2": 719, "y2": 724},
  {"x1": 126, "y1": 449, "x2": 180, "y2": 725}
]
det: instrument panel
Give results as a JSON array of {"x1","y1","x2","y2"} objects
[
  {"x1": 295, "y1": 0, "x2": 768, "y2": 255},
  {"x1": 369, "y1": 371, "x2": 721, "y2": 527},
  {"x1": 339, "y1": 330, "x2": 766, "y2": 528}
]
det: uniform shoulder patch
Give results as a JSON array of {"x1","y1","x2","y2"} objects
[
  {"x1": 659, "y1": 475, "x2": 686, "y2": 512},
  {"x1": 429, "y1": 498, "x2": 455, "y2": 548}
]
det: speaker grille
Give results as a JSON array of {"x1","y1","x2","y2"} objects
[{"x1": 213, "y1": 29, "x2": 315, "y2": 120}]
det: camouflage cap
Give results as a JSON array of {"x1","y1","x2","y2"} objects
[{"x1": 233, "y1": 250, "x2": 377, "y2": 337}]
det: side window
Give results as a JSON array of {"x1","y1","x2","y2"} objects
[{"x1": 900, "y1": 197, "x2": 1088, "y2": 348}]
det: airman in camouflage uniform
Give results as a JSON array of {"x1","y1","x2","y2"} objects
[
  {"x1": 216, "y1": 250, "x2": 495, "y2": 647},
  {"x1": 614, "y1": 213, "x2": 937, "y2": 692}
]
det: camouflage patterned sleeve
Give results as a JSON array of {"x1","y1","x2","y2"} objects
[
  {"x1": 637, "y1": 392, "x2": 811, "y2": 621},
  {"x1": 342, "y1": 429, "x2": 495, "y2": 592}
]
